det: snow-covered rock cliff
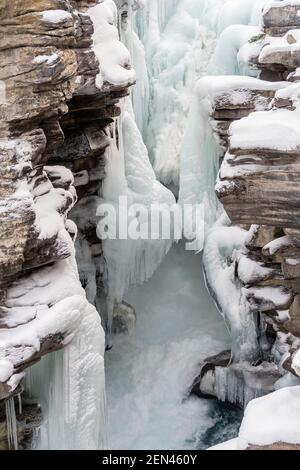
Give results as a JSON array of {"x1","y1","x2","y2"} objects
[
  {"x1": 0, "y1": 0, "x2": 129, "y2": 449},
  {"x1": 191, "y1": 0, "x2": 300, "y2": 450}
]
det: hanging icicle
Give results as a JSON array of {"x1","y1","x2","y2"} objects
[
  {"x1": 17, "y1": 393, "x2": 22, "y2": 416},
  {"x1": 5, "y1": 398, "x2": 18, "y2": 450}
]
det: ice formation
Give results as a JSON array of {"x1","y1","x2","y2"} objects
[
  {"x1": 177, "y1": 2, "x2": 283, "y2": 251},
  {"x1": 129, "y1": 0, "x2": 280, "y2": 193},
  {"x1": 4, "y1": 0, "x2": 300, "y2": 452},
  {"x1": 178, "y1": 79, "x2": 222, "y2": 251},
  {"x1": 203, "y1": 214, "x2": 260, "y2": 362},
  {"x1": 98, "y1": 100, "x2": 177, "y2": 337},
  {"x1": 178, "y1": 74, "x2": 286, "y2": 251},
  {"x1": 208, "y1": 25, "x2": 262, "y2": 76},
  {"x1": 103, "y1": 0, "x2": 300, "y2": 452},
  {"x1": 5, "y1": 398, "x2": 18, "y2": 450},
  {"x1": 88, "y1": 1, "x2": 178, "y2": 339},
  {"x1": 21, "y1": 247, "x2": 106, "y2": 450},
  {"x1": 106, "y1": 242, "x2": 230, "y2": 450},
  {"x1": 0, "y1": 134, "x2": 106, "y2": 449},
  {"x1": 134, "y1": 0, "x2": 226, "y2": 190}
]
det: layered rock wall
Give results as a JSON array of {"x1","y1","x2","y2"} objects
[
  {"x1": 0, "y1": 0, "x2": 134, "y2": 449},
  {"x1": 193, "y1": 0, "x2": 300, "y2": 449}
]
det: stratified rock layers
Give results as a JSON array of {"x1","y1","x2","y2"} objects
[
  {"x1": 0, "y1": 0, "x2": 133, "y2": 449},
  {"x1": 195, "y1": 1, "x2": 300, "y2": 450}
]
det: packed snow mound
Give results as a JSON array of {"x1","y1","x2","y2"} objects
[
  {"x1": 230, "y1": 107, "x2": 300, "y2": 151},
  {"x1": 238, "y1": 386, "x2": 300, "y2": 448},
  {"x1": 196, "y1": 75, "x2": 288, "y2": 102},
  {"x1": 275, "y1": 82, "x2": 300, "y2": 104},
  {"x1": 89, "y1": 1, "x2": 136, "y2": 88}
]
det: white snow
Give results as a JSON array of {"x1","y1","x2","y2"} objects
[
  {"x1": 259, "y1": 30, "x2": 300, "y2": 65},
  {"x1": 34, "y1": 186, "x2": 76, "y2": 240},
  {"x1": 89, "y1": 1, "x2": 136, "y2": 88},
  {"x1": 134, "y1": 0, "x2": 271, "y2": 190},
  {"x1": 239, "y1": 386, "x2": 300, "y2": 448},
  {"x1": 245, "y1": 286, "x2": 292, "y2": 310},
  {"x1": 0, "y1": 359, "x2": 14, "y2": 383},
  {"x1": 292, "y1": 349, "x2": 300, "y2": 376},
  {"x1": 264, "y1": 235, "x2": 293, "y2": 256},
  {"x1": 179, "y1": 74, "x2": 288, "y2": 251},
  {"x1": 196, "y1": 75, "x2": 288, "y2": 100},
  {"x1": 40, "y1": 10, "x2": 72, "y2": 24},
  {"x1": 0, "y1": 135, "x2": 106, "y2": 450},
  {"x1": 237, "y1": 252, "x2": 276, "y2": 285},
  {"x1": 33, "y1": 54, "x2": 59, "y2": 65},
  {"x1": 209, "y1": 438, "x2": 238, "y2": 450},
  {"x1": 275, "y1": 82, "x2": 300, "y2": 105},
  {"x1": 230, "y1": 108, "x2": 300, "y2": 151},
  {"x1": 8, "y1": 0, "x2": 299, "y2": 453},
  {"x1": 203, "y1": 214, "x2": 259, "y2": 362},
  {"x1": 19, "y1": 247, "x2": 107, "y2": 450}
]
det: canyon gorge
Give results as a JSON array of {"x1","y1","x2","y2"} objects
[{"x1": 1, "y1": 0, "x2": 300, "y2": 451}]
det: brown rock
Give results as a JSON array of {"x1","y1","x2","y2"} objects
[
  {"x1": 246, "y1": 225, "x2": 278, "y2": 249},
  {"x1": 248, "y1": 442, "x2": 300, "y2": 450},
  {"x1": 284, "y1": 318, "x2": 300, "y2": 337},
  {"x1": 289, "y1": 295, "x2": 300, "y2": 318}
]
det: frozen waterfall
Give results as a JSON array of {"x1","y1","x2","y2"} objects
[
  {"x1": 106, "y1": 242, "x2": 235, "y2": 450},
  {"x1": 18, "y1": 0, "x2": 285, "y2": 451},
  {"x1": 104, "y1": 0, "x2": 266, "y2": 450}
]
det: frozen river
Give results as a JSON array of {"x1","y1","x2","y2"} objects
[{"x1": 106, "y1": 242, "x2": 241, "y2": 450}]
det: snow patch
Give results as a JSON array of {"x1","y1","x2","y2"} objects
[{"x1": 40, "y1": 10, "x2": 72, "y2": 24}]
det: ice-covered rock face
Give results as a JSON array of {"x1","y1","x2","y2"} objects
[
  {"x1": 0, "y1": 0, "x2": 132, "y2": 450},
  {"x1": 187, "y1": 0, "x2": 300, "y2": 451},
  {"x1": 85, "y1": 1, "x2": 178, "y2": 345},
  {"x1": 130, "y1": 0, "x2": 279, "y2": 193}
]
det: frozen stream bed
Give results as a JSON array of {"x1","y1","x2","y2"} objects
[{"x1": 106, "y1": 242, "x2": 242, "y2": 450}]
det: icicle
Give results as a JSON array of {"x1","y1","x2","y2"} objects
[
  {"x1": 17, "y1": 393, "x2": 22, "y2": 416},
  {"x1": 5, "y1": 398, "x2": 18, "y2": 450},
  {"x1": 23, "y1": 294, "x2": 106, "y2": 450},
  {"x1": 179, "y1": 85, "x2": 222, "y2": 251},
  {"x1": 106, "y1": 297, "x2": 115, "y2": 348}
]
